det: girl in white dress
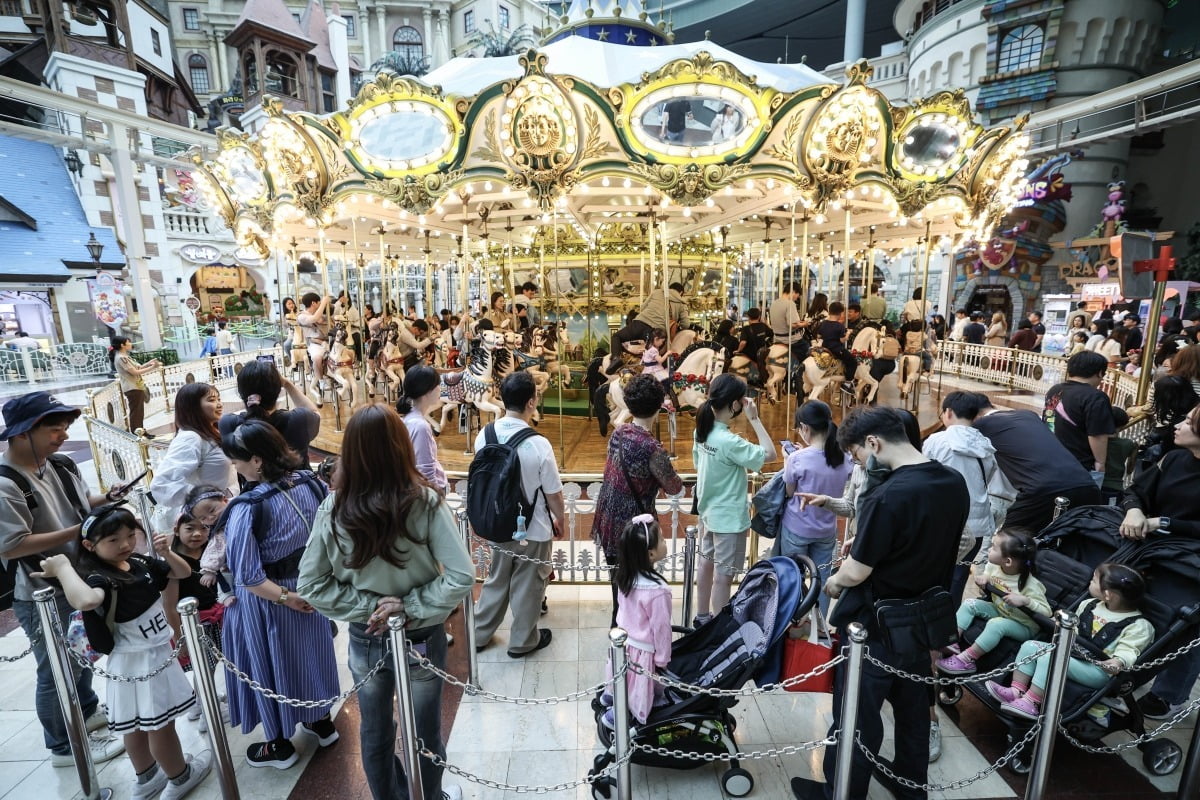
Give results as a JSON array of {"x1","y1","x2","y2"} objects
[{"x1": 35, "y1": 506, "x2": 212, "y2": 799}]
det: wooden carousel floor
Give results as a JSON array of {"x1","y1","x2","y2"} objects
[{"x1": 305, "y1": 370, "x2": 1038, "y2": 473}]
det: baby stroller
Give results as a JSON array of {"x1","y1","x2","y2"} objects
[
  {"x1": 937, "y1": 505, "x2": 1200, "y2": 776},
  {"x1": 588, "y1": 555, "x2": 820, "y2": 798}
]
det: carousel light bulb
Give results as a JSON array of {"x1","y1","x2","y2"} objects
[
  {"x1": 815, "y1": 213, "x2": 827, "y2": 224},
  {"x1": 705, "y1": 197, "x2": 715, "y2": 207},
  {"x1": 485, "y1": 181, "x2": 494, "y2": 191},
  {"x1": 624, "y1": 178, "x2": 632, "y2": 188},
  {"x1": 601, "y1": 176, "x2": 611, "y2": 187},
  {"x1": 682, "y1": 207, "x2": 692, "y2": 217}
]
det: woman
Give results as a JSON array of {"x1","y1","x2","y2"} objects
[
  {"x1": 110, "y1": 336, "x2": 159, "y2": 435},
  {"x1": 591, "y1": 375, "x2": 684, "y2": 623},
  {"x1": 1099, "y1": 325, "x2": 1129, "y2": 365},
  {"x1": 692, "y1": 374, "x2": 776, "y2": 625},
  {"x1": 714, "y1": 319, "x2": 739, "y2": 366},
  {"x1": 985, "y1": 312, "x2": 1008, "y2": 348},
  {"x1": 869, "y1": 320, "x2": 899, "y2": 383},
  {"x1": 710, "y1": 103, "x2": 739, "y2": 144},
  {"x1": 929, "y1": 314, "x2": 947, "y2": 342},
  {"x1": 218, "y1": 421, "x2": 339, "y2": 768},
  {"x1": 395, "y1": 365, "x2": 448, "y2": 494},
  {"x1": 1068, "y1": 313, "x2": 1088, "y2": 336},
  {"x1": 299, "y1": 405, "x2": 472, "y2": 800},
  {"x1": 805, "y1": 292, "x2": 829, "y2": 326},
  {"x1": 1086, "y1": 319, "x2": 1113, "y2": 352},
  {"x1": 150, "y1": 382, "x2": 236, "y2": 529},
  {"x1": 1008, "y1": 319, "x2": 1039, "y2": 351},
  {"x1": 218, "y1": 359, "x2": 321, "y2": 466},
  {"x1": 482, "y1": 291, "x2": 512, "y2": 331},
  {"x1": 215, "y1": 321, "x2": 235, "y2": 355},
  {"x1": 1143, "y1": 345, "x2": 1200, "y2": 461}
]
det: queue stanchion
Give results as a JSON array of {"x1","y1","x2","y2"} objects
[
  {"x1": 681, "y1": 524, "x2": 698, "y2": 627},
  {"x1": 1023, "y1": 610, "x2": 1079, "y2": 800},
  {"x1": 832, "y1": 622, "x2": 867, "y2": 800},
  {"x1": 33, "y1": 588, "x2": 112, "y2": 800},
  {"x1": 388, "y1": 615, "x2": 426, "y2": 800},
  {"x1": 178, "y1": 598, "x2": 240, "y2": 800},
  {"x1": 456, "y1": 509, "x2": 480, "y2": 689},
  {"x1": 609, "y1": 627, "x2": 632, "y2": 800},
  {"x1": 1178, "y1": 705, "x2": 1200, "y2": 800},
  {"x1": 1052, "y1": 497, "x2": 1070, "y2": 521}
]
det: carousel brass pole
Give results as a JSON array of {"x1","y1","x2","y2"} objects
[
  {"x1": 720, "y1": 249, "x2": 728, "y2": 311},
  {"x1": 801, "y1": 217, "x2": 810, "y2": 309},
  {"x1": 377, "y1": 228, "x2": 386, "y2": 317},
  {"x1": 920, "y1": 220, "x2": 934, "y2": 325},
  {"x1": 553, "y1": 209, "x2": 564, "y2": 465},
  {"x1": 462, "y1": 224, "x2": 470, "y2": 314},
  {"x1": 843, "y1": 208, "x2": 852, "y2": 304},
  {"x1": 817, "y1": 234, "x2": 826, "y2": 296},
  {"x1": 339, "y1": 241, "x2": 349, "y2": 301}
]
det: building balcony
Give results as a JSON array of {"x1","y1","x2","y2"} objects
[{"x1": 163, "y1": 208, "x2": 231, "y2": 240}]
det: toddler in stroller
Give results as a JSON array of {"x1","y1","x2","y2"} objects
[{"x1": 589, "y1": 555, "x2": 820, "y2": 798}]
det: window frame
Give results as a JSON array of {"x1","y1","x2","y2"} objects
[
  {"x1": 996, "y1": 23, "x2": 1045, "y2": 74},
  {"x1": 498, "y1": 5, "x2": 510, "y2": 30},
  {"x1": 150, "y1": 28, "x2": 162, "y2": 56},
  {"x1": 182, "y1": 7, "x2": 200, "y2": 31},
  {"x1": 392, "y1": 25, "x2": 425, "y2": 67},
  {"x1": 342, "y1": 13, "x2": 356, "y2": 38},
  {"x1": 188, "y1": 53, "x2": 210, "y2": 93},
  {"x1": 464, "y1": 9, "x2": 475, "y2": 35}
]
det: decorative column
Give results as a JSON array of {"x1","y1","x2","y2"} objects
[
  {"x1": 423, "y1": 8, "x2": 433, "y2": 64},
  {"x1": 844, "y1": 0, "x2": 865, "y2": 65},
  {"x1": 375, "y1": 6, "x2": 388, "y2": 64}
]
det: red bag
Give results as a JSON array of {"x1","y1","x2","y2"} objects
[{"x1": 782, "y1": 610, "x2": 836, "y2": 694}]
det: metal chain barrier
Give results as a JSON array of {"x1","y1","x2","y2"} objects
[
  {"x1": 693, "y1": 547, "x2": 751, "y2": 576},
  {"x1": 67, "y1": 638, "x2": 185, "y2": 682},
  {"x1": 405, "y1": 641, "x2": 626, "y2": 704},
  {"x1": 0, "y1": 624, "x2": 38, "y2": 663},
  {"x1": 634, "y1": 734, "x2": 836, "y2": 763},
  {"x1": 628, "y1": 650, "x2": 846, "y2": 697},
  {"x1": 420, "y1": 741, "x2": 635, "y2": 793},
  {"x1": 854, "y1": 721, "x2": 1042, "y2": 792},
  {"x1": 203, "y1": 634, "x2": 388, "y2": 708},
  {"x1": 468, "y1": 530, "x2": 685, "y2": 572},
  {"x1": 864, "y1": 641, "x2": 1054, "y2": 686},
  {"x1": 1058, "y1": 693, "x2": 1200, "y2": 754},
  {"x1": 1072, "y1": 633, "x2": 1200, "y2": 673}
]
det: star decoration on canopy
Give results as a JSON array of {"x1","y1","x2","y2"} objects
[
  {"x1": 596, "y1": 27, "x2": 609, "y2": 42},
  {"x1": 625, "y1": 29, "x2": 638, "y2": 44}
]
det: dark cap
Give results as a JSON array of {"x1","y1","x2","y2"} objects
[
  {"x1": 970, "y1": 311, "x2": 983, "y2": 320},
  {"x1": 0, "y1": 392, "x2": 81, "y2": 441}
]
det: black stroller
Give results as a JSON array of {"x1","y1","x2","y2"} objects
[
  {"x1": 588, "y1": 555, "x2": 821, "y2": 798},
  {"x1": 937, "y1": 505, "x2": 1200, "y2": 776}
]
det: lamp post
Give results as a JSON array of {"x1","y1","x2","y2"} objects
[{"x1": 86, "y1": 232, "x2": 104, "y2": 268}]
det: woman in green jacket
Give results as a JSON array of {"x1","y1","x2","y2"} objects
[{"x1": 299, "y1": 404, "x2": 473, "y2": 800}]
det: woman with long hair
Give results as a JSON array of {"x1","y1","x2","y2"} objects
[
  {"x1": 985, "y1": 312, "x2": 1008, "y2": 348},
  {"x1": 1148, "y1": 346, "x2": 1200, "y2": 456},
  {"x1": 150, "y1": 382, "x2": 236, "y2": 528},
  {"x1": 218, "y1": 421, "x2": 338, "y2": 768},
  {"x1": 805, "y1": 292, "x2": 829, "y2": 325},
  {"x1": 482, "y1": 290, "x2": 512, "y2": 331},
  {"x1": 395, "y1": 365, "x2": 448, "y2": 494},
  {"x1": 217, "y1": 359, "x2": 320, "y2": 466},
  {"x1": 110, "y1": 336, "x2": 160, "y2": 435},
  {"x1": 692, "y1": 374, "x2": 776, "y2": 624},
  {"x1": 299, "y1": 405, "x2": 473, "y2": 800}
]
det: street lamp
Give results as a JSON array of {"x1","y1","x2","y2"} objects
[
  {"x1": 86, "y1": 232, "x2": 104, "y2": 269},
  {"x1": 64, "y1": 149, "x2": 83, "y2": 178}
]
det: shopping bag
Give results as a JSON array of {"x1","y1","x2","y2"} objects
[{"x1": 782, "y1": 609, "x2": 836, "y2": 693}]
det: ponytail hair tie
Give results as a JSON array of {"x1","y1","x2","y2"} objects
[
  {"x1": 631, "y1": 513, "x2": 655, "y2": 540},
  {"x1": 245, "y1": 394, "x2": 262, "y2": 408}
]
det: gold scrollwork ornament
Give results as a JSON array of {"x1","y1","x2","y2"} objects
[{"x1": 627, "y1": 162, "x2": 751, "y2": 205}]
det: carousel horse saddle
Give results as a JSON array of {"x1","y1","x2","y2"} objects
[
  {"x1": 809, "y1": 347, "x2": 843, "y2": 374},
  {"x1": 442, "y1": 371, "x2": 465, "y2": 387}
]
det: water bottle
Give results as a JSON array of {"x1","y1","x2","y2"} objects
[{"x1": 514, "y1": 514, "x2": 528, "y2": 544}]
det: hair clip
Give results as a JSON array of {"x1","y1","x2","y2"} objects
[
  {"x1": 630, "y1": 514, "x2": 655, "y2": 525},
  {"x1": 183, "y1": 490, "x2": 226, "y2": 516},
  {"x1": 246, "y1": 394, "x2": 262, "y2": 407}
]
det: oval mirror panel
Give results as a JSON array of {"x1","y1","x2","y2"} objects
[
  {"x1": 357, "y1": 111, "x2": 449, "y2": 163},
  {"x1": 637, "y1": 93, "x2": 748, "y2": 148},
  {"x1": 901, "y1": 121, "x2": 961, "y2": 167}
]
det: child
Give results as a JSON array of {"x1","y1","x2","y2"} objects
[
  {"x1": 603, "y1": 514, "x2": 673, "y2": 727},
  {"x1": 1066, "y1": 331, "x2": 1089, "y2": 357},
  {"x1": 34, "y1": 505, "x2": 212, "y2": 799},
  {"x1": 641, "y1": 328, "x2": 675, "y2": 412},
  {"x1": 189, "y1": 489, "x2": 232, "y2": 593},
  {"x1": 986, "y1": 563, "x2": 1155, "y2": 721},
  {"x1": 936, "y1": 529, "x2": 1050, "y2": 675}
]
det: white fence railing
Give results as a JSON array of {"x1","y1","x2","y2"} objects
[{"x1": 0, "y1": 343, "x2": 111, "y2": 383}]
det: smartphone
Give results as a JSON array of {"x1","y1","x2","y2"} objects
[
  {"x1": 111, "y1": 468, "x2": 150, "y2": 499},
  {"x1": 256, "y1": 354, "x2": 277, "y2": 366},
  {"x1": 781, "y1": 441, "x2": 798, "y2": 456}
]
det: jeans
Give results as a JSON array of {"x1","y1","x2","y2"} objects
[
  {"x1": 1150, "y1": 645, "x2": 1200, "y2": 705},
  {"x1": 348, "y1": 622, "x2": 447, "y2": 800},
  {"x1": 780, "y1": 534, "x2": 835, "y2": 618},
  {"x1": 14, "y1": 596, "x2": 100, "y2": 755}
]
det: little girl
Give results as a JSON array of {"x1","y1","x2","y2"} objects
[
  {"x1": 189, "y1": 489, "x2": 232, "y2": 592},
  {"x1": 35, "y1": 506, "x2": 212, "y2": 800},
  {"x1": 603, "y1": 514, "x2": 673, "y2": 728},
  {"x1": 1066, "y1": 331, "x2": 1089, "y2": 357},
  {"x1": 641, "y1": 328, "x2": 675, "y2": 411},
  {"x1": 986, "y1": 562, "x2": 1155, "y2": 720},
  {"x1": 936, "y1": 529, "x2": 1050, "y2": 675}
]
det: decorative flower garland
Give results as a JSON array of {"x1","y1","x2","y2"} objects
[{"x1": 671, "y1": 371, "x2": 711, "y2": 393}]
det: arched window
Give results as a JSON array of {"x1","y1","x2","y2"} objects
[
  {"x1": 188, "y1": 53, "x2": 210, "y2": 93},
  {"x1": 997, "y1": 24, "x2": 1044, "y2": 73},
  {"x1": 264, "y1": 51, "x2": 299, "y2": 98},
  {"x1": 393, "y1": 26, "x2": 424, "y2": 66}
]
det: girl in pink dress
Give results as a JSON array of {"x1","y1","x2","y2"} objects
[{"x1": 604, "y1": 513, "x2": 673, "y2": 726}]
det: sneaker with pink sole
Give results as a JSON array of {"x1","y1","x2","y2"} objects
[
  {"x1": 1000, "y1": 695, "x2": 1041, "y2": 721},
  {"x1": 935, "y1": 653, "x2": 977, "y2": 675},
  {"x1": 985, "y1": 680, "x2": 1023, "y2": 705}
]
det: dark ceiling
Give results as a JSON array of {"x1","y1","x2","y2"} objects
[{"x1": 673, "y1": 0, "x2": 905, "y2": 70}]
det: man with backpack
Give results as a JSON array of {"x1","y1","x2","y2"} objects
[
  {"x1": 469, "y1": 372, "x2": 564, "y2": 658},
  {"x1": 0, "y1": 392, "x2": 126, "y2": 766}
]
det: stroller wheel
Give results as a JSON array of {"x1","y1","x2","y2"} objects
[
  {"x1": 1142, "y1": 739, "x2": 1183, "y2": 776},
  {"x1": 1008, "y1": 739, "x2": 1032, "y2": 775},
  {"x1": 589, "y1": 774, "x2": 615, "y2": 800},
  {"x1": 937, "y1": 686, "x2": 963, "y2": 706},
  {"x1": 722, "y1": 767, "x2": 754, "y2": 797}
]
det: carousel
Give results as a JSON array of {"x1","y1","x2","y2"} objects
[{"x1": 189, "y1": 0, "x2": 1031, "y2": 471}]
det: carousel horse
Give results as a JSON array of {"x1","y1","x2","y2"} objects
[
  {"x1": 540, "y1": 322, "x2": 572, "y2": 386},
  {"x1": 596, "y1": 341, "x2": 726, "y2": 432},
  {"x1": 799, "y1": 326, "x2": 883, "y2": 403},
  {"x1": 379, "y1": 326, "x2": 406, "y2": 397},
  {"x1": 898, "y1": 340, "x2": 935, "y2": 401},
  {"x1": 432, "y1": 327, "x2": 454, "y2": 369},
  {"x1": 669, "y1": 327, "x2": 699, "y2": 356},
  {"x1": 328, "y1": 324, "x2": 362, "y2": 406},
  {"x1": 436, "y1": 328, "x2": 506, "y2": 431},
  {"x1": 762, "y1": 343, "x2": 803, "y2": 403},
  {"x1": 492, "y1": 328, "x2": 547, "y2": 423}
]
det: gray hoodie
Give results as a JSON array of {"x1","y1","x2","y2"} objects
[{"x1": 922, "y1": 424, "x2": 1000, "y2": 540}]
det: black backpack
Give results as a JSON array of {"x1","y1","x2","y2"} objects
[
  {"x1": 467, "y1": 424, "x2": 545, "y2": 543},
  {"x1": 0, "y1": 454, "x2": 87, "y2": 612}
]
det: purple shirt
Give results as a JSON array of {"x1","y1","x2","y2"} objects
[
  {"x1": 781, "y1": 447, "x2": 853, "y2": 539},
  {"x1": 404, "y1": 409, "x2": 448, "y2": 493}
]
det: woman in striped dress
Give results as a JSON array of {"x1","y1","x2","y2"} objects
[{"x1": 217, "y1": 421, "x2": 339, "y2": 769}]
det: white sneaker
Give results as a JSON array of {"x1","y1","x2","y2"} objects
[
  {"x1": 131, "y1": 764, "x2": 169, "y2": 800},
  {"x1": 928, "y1": 721, "x2": 942, "y2": 763},
  {"x1": 160, "y1": 752, "x2": 213, "y2": 800},
  {"x1": 440, "y1": 786, "x2": 463, "y2": 800},
  {"x1": 85, "y1": 705, "x2": 109, "y2": 733},
  {"x1": 50, "y1": 732, "x2": 125, "y2": 767}
]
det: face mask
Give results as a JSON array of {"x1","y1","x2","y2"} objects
[{"x1": 862, "y1": 452, "x2": 892, "y2": 494}]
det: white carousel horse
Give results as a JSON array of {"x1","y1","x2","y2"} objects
[
  {"x1": 492, "y1": 328, "x2": 546, "y2": 423},
  {"x1": 436, "y1": 328, "x2": 505, "y2": 431},
  {"x1": 604, "y1": 342, "x2": 726, "y2": 428},
  {"x1": 431, "y1": 327, "x2": 454, "y2": 369},
  {"x1": 898, "y1": 332, "x2": 936, "y2": 401},
  {"x1": 800, "y1": 326, "x2": 883, "y2": 403},
  {"x1": 378, "y1": 327, "x2": 405, "y2": 396},
  {"x1": 328, "y1": 325, "x2": 362, "y2": 406},
  {"x1": 669, "y1": 328, "x2": 699, "y2": 355},
  {"x1": 541, "y1": 323, "x2": 571, "y2": 386},
  {"x1": 762, "y1": 343, "x2": 798, "y2": 403}
]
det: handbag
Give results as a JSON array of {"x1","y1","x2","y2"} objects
[
  {"x1": 782, "y1": 608, "x2": 836, "y2": 693},
  {"x1": 68, "y1": 584, "x2": 118, "y2": 663},
  {"x1": 873, "y1": 586, "x2": 957, "y2": 656}
]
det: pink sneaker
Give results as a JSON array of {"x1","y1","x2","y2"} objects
[
  {"x1": 935, "y1": 653, "x2": 977, "y2": 675},
  {"x1": 1001, "y1": 695, "x2": 1041, "y2": 721},
  {"x1": 946, "y1": 642, "x2": 963, "y2": 655},
  {"x1": 985, "y1": 680, "x2": 1023, "y2": 705}
]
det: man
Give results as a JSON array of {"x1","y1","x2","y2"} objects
[
  {"x1": 397, "y1": 318, "x2": 433, "y2": 368},
  {"x1": 296, "y1": 292, "x2": 332, "y2": 394},
  {"x1": 512, "y1": 282, "x2": 541, "y2": 328},
  {"x1": 1044, "y1": 351, "x2": 1116, "y2": 481},
  {"x1": 814, "y1": 302, "x2": 857, "y2": 392},
  {"x1": 1183, "y1": 308, "x2": 1200, "y2": 344},
  {"x1": 948, "y1": 309, "x2": 969, "y2": 342},
  {"x1": 769, "y1": 282, "x2": 809, "y2": 366},
  {"x1": 1122, "y1": 314, "x2": 1143, "y2": 353},
  {"x1": 901, "y1": 288, "x2": 928, "y2": 325},
  {"x1": 0, "y1": 393, "x2": 125, "y2": 767},
  {"x1": 737, "y1": 308, "x2": 772, "y2": 384},
  {"x1": 473, "y1": 372, "x2": 565, "y2": 657},
  {"x1": 953, "y1": 391, "x2": 1102, "y2": 530},
  {"x1": 1028, "y1": 311, "x2": 1046, "y2": 352},
  {"x1": 606, "y1": 283, "x2": 688, "y2": 374},
  {"x1": 6, "y1": 330, "x2": 40, "y2": 350},
  {"x1": 438, "y1": 309, "x2": 452, "y2": 332},
  {"x1": 659, "y1": 98, "x2": 693, "y2": 142},
  {"x1": 860, "y1": 283, "x2": 887, "y2": 322},
  {"x1": 963, "y1": 311, "x2": 986, "y2": 345},
  {"x1": 1066, "y1": 301, "x2": 1091, "y2": 332},
  {"x1": 791, "y1": 407, "x2": 969, "y2": 800},
  {"x1": 333, "y1": 292, "x2": 362, "y2": 360},
  {"x1": 845, "y1": 303, "x2": 870, "y2": 341}
]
